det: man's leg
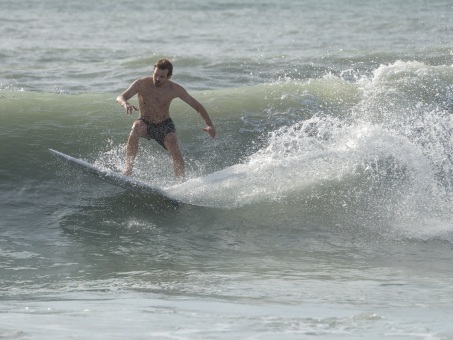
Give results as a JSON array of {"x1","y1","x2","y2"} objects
[
  {"x1": 164, "y1": 132, "x2": 185, "y2": 179},
  {"x1": 124, "y1": 120, "x2": 147, "y2": 176}
]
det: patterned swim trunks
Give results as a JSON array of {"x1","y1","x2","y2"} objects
[{"x1": 138, "y1": 117, "x2": 176, "y2": 149}]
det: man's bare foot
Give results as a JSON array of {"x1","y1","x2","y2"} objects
[{"x1": 123, "y1": 167, "x2": 132, "y2": 176}]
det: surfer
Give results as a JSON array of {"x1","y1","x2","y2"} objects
[{"x1": 117, "y1": 58, "x2": 216, "y2": 179}]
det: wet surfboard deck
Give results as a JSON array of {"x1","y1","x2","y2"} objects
[{"x1": 49, "y1": 149, "x2": 179, "y2": 205}]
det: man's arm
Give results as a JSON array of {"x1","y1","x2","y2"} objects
[
  {"x1": 177, "y1": 86, "x2": 216, "y2": 138},
  {"x1": 117, "y1": 79, "x2": 140, "y2": 115}
]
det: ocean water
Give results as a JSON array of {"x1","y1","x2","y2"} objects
[{"x1": 1, "y1": 0, "x2": 453, "y2": 339}]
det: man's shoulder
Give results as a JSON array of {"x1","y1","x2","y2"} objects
[
  {"x1": 168, "y1": 81, "x2": 186, "y2": 94},
  {"x1": 132, "y1": 77, "x2": 153, "y2": 90},
  {"x1": 136, "y1": 76, "x2": 153, "y2": 85}
]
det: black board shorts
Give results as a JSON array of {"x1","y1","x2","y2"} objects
[{"x1": 138, "y1": 117, "x2": 176, "y2": 149}]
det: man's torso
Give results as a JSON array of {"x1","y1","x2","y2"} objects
[{"x1": 137, "y1": 77, "x2": 179, "y2": 123}]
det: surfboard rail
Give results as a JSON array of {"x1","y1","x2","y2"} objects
[{"x1": 49, "y1": 148, "x2": 178, "y2": 204}]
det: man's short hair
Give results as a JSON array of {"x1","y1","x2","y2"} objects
[{"x1": 154, "y1": 59, "x2": 173, "y2": 77}]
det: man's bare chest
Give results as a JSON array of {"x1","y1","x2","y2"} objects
[{"x1": 139, "y1": 88, "x2": 176, "y2": 107}]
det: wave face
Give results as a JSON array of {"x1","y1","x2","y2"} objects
[{"x1": 1, "y1": 61, "x2": 452, "y2": 241}]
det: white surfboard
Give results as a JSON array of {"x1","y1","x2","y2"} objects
[{"x1": 49, "y1": 149, "x2": 179, "y2": 204}]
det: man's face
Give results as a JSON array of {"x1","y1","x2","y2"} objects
[{"x1": 153, "y1": 68, "x2": 170, "y2": 87}]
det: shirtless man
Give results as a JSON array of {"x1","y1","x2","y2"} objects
[{"x1": 116, "y1": 59, "x2": 216, "y2": 179}]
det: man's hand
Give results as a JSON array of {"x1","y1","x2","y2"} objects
[
  {"x1": 123, "y1": 103, "x2": 138, "y2": 115},
  {"x1": 203, "y1": 125, "x2": 216, "y2": 139}
]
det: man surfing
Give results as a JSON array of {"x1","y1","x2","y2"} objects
[{"x1": 116, "y1": 58, "x2": 216, "y2": 179}]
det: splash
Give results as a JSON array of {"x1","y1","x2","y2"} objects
[{"x1": 168, "y1": 61, "x2": 453, "y2": 240}]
